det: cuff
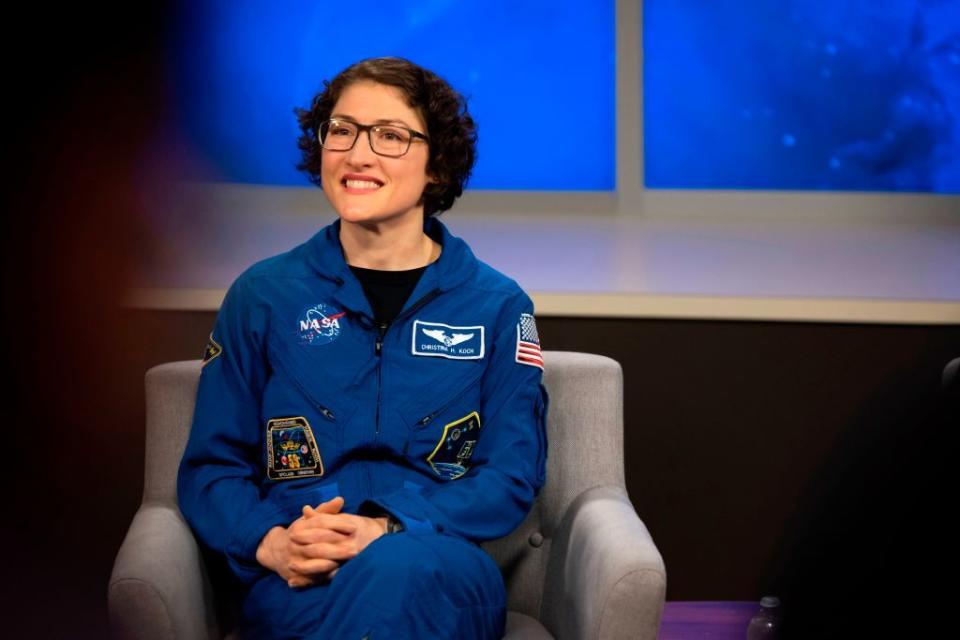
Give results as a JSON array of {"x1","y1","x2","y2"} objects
[
  {"x1": 359, "y1": 496, "x2": 436, "y2": 534},
  {"x1": 225, "y1": 500, "x2": 291, "y2": 585}
]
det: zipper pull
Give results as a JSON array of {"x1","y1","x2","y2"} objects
[
  {"x1": 375, "y1": 322, "x2": 388, "y2": 356},
  {"x1": 319, "y1": 406, "x2": 336, "y2": 421}
]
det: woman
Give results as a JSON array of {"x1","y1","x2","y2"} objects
[{"x1": 177, "y1": 57, "x2": 548, "y2": 640}]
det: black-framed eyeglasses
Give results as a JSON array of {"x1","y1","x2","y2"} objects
[{"x1": 318, "y1": 119, "x2": 429, "y2": 158}]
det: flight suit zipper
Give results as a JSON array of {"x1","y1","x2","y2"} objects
[
  {"x1": 373, "y1": 288, "x2": 442, "y2": 437},
  {"x1": 374, "y1": 321, "x2": 388, "y2": 436}
]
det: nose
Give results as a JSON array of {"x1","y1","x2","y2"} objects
[{"x1": 345, "y1": 129, "x2": 377, "y2": 166}]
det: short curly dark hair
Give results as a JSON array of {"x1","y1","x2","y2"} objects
[{"x1": 295, "y1": 57, "x2": 477, "y2": 217}]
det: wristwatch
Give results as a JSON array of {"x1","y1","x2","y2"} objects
[{"x1": 385, "y1": 515, "x2": 405, "y2": 534}]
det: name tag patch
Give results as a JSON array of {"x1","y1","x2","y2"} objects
[
  {"x1": 266, "y1": 416, "x2": 324, "y2": 480},
  {"x1": 411, "y1": 320, "x2": 485, "y2": 360}
]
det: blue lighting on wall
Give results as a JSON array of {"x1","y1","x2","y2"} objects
[
  {"x1": 168, "y1": 1, "x2": 615, "y2": 190},
  {"x1": 644, "y1": 0, "x2": 960, "y2": 193}
]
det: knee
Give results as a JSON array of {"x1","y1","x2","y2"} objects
[
  {"x1": 239, "y1": 573, "x2": 330, "y2": 639},
  {"x1": 349, "y1": 532, "x2": 504, "y2": 606},
  {"x1": 350, "y1": 533, "x2": 447, "y2": 585}
]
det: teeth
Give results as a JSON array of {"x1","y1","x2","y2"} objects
[{"x1": 345, "y1": 179, "x2": 382, "y2": 189}]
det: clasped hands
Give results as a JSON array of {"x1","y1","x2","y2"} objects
[{"x1": 255, "y1": 496, "x2": 388, "y2": 588}]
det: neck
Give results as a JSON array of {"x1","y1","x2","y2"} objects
[{"x1": 339, "y1": 213, "x2": 440, "y2": 270}]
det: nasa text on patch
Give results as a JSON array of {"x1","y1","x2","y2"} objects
[
  {"x1": 411, "y1": 320, "x2": 485, "y2": 360},
  {"x1": 297, "y1": 302, "x2": 346, "y2": 346}
]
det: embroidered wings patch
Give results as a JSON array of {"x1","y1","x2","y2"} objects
[{"x1": 411, "y1": 320, "x2": 485, "y2": 360}]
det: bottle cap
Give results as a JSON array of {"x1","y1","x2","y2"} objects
[{"x1": 760, "y1": 596, "x2": 781, "y2": 608}]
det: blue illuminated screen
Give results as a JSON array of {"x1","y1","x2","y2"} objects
[
  {"x1": 168, "y1": 1, "x2": 615, "y2": 190},
  {"x1": 644, "y1": 0, "x2": 960, "y2": 193}
]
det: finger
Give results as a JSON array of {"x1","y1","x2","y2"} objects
[
  {"x1": 303, "y1": 496, "x2": 345, "y2": 518},
  {"x1": 292, "y1": 541, "x2": 358, "y2": 562},
  {"x1": 319, "y1": 496, "x2": 345, "y2": 512},
  {"x1": 287, "y1": 575, "x2": 315, "y2": 589},
  {"x1": 295, "y1": 513, "x2": 357, "y2": 535},
  {"x1": 303, "y1": 499, "x2": 343, "y2": 518},
  {"x1": 288, "y1": 557, "x2": 339, "y2": 575},
  {"x1": 288, "y1": 527, "x2": 352, "y2": 545}
]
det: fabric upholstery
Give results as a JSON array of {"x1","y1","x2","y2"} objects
[{"x1": 110, "y1": 351, "x2": 666, "y2": 639}]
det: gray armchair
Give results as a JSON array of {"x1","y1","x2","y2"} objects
[{"x1": 109, "y1": 351, "x2": 666, "y2": 639}]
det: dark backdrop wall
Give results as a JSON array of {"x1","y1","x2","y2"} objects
[{"x1": 1, "y1": 4, "x2": 166, "y2": 638}]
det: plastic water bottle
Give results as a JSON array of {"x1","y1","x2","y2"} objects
[{"x1": 746, "y1": 596, "x2": 781, "y2": 640}]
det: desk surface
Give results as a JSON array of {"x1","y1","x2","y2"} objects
[{"x1": 128, "y1": 189, "x2": 960, "y2": 324}]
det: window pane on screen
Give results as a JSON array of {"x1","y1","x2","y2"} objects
[
  {"x1": 167, "y1": 1, "x2": 615, "y2": 191},
  {"x1": 643, "y1": 0, "x2": 960, "y2": 193}
]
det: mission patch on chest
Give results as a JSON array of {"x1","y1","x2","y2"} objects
[{"x1": 266, "y1": 416, "x2": 324, "y2": 480}]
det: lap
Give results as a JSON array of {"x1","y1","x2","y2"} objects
[{"x1": 239, "y1": 531, "x2": 506, "y2": 640}]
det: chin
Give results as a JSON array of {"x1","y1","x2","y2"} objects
[
  {"x1": 338, "y1": 207, "x2": 387, "y2": 225},
  {"x1": 336, "y1": 204, "x2": 425, "y2": 228}
]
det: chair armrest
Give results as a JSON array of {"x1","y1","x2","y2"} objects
[
  {"x1": 108, "y1": 501, "x2": 219, "y2": 640},
  {"x1": 540, "y1": 486, "x2": 666, "y2": 640}
]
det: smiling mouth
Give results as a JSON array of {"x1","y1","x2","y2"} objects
[{"x1": 342, "y1": 178, "x2": 383, "y2": 191}]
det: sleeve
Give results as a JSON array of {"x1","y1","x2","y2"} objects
[
  {"x1": 176, "y1": 275, "x2": 291, "y2": 585},
  {"x1": 362, "y1": 290, "x2": 549, "y2": 541}
]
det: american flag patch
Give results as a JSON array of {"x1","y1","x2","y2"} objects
[{"x1": 515, "y1": 313, "x2": 543, "y2": 370}]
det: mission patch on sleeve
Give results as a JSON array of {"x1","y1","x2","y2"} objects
[
  {"x1": 426, "y1": 411, "x2": 481, "y2": 480},
  {"x1": 201, "y1": 332, "x2": 223, "y2": 366}
]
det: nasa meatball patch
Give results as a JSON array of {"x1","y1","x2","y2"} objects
[
  {"x1": 266, "y1": 416, "x2": 324, "y2": 480},
  {"x1": 411, "y1": 320, "x2": 485, "y2": 360},
  {"x1": 297, "y1": 302, "x2": 346, "y2": 346}
]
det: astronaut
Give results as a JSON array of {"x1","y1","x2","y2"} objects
[{"x1": 177, "y1": 57, "x2": 548, "y2": 640}]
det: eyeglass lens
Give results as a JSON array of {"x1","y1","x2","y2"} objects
[{"x1": 321, "y1": 121, "x2": 411, "y2": 156}]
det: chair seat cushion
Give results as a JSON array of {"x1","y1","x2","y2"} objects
[{"x1": 504, "y1": 611, "x2": 553, "y2": 639}]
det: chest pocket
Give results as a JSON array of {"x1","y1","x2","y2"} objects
[
  {"x1": 265, "y1": 334, "x2": 360, "y2": 449},
  {"x1": 400, "y1": 371, "x2": 484, "y2": 480}
]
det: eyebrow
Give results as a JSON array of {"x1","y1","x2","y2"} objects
[{"x1": 330, "y1": 114, "x2": 414, "y2": 128}]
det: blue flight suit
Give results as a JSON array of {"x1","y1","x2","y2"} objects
[{"x1": 177, "y1": 216, "x2": 548, "y2": 639}]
